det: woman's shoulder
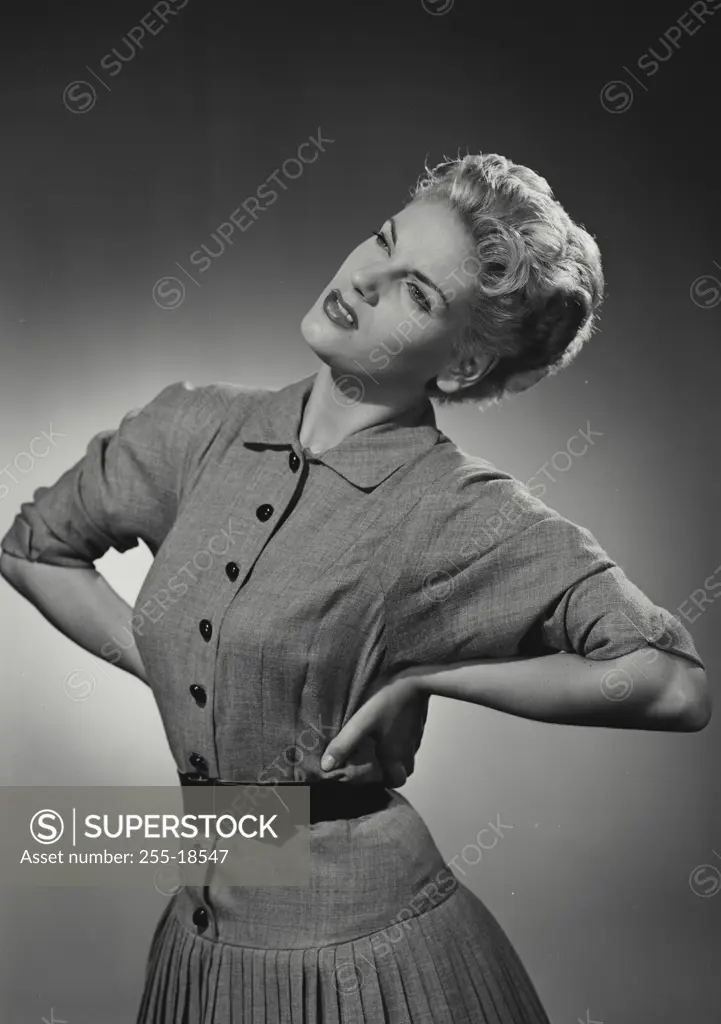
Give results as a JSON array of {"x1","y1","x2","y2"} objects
[
  {"x1": 416, "y1": 440, "x2": 539, "y2": 514},
  {"x1": 114, "y1": 379, "x2": 272, "y2": 481},
  {"x1": 402, "y1": 439, "x2": 582, "y2": 548},
  {"x1": 145, "y1": 379, "x2": 269, "y2": 430}
]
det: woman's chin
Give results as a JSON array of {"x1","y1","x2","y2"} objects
[{"x1": 300, "y1": 310, "x2": 347, "y2": 358}]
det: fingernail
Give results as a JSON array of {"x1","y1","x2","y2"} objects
[{"x1": 321, "y1": 754, "x2": 335, "y2": 771}]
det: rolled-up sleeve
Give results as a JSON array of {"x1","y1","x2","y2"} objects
[
  {"x1": 384, "y1": 472, "x2": 705, "y2": 671},
  {"x1": 1, "y1": 381, "x2": 229, "y2": 568},
  {"x1": 505, "y1": 515, "x2": 704, "y2": 668}
]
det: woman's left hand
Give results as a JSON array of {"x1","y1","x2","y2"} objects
[{"x1": 320, "y1": 668, "x2": 429, "y2": 788}]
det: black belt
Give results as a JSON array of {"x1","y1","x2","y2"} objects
[{"x1": 177, "y1": 772, "x2": 392, "y2": 824}]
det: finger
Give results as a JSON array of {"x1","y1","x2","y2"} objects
[
  {"x1": 385, "y1": 762, "x2": 407, "y2": 788},
  {"x1": 380, "y1": 749, "x2": 413, "y2": 785},
  {"x1": 320, "y1": 705, "x2": 377, "y2": 771}
]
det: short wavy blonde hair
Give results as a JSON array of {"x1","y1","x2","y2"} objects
[{"x1": 408, "y1": 152, "x2": 605, "y2": 405}]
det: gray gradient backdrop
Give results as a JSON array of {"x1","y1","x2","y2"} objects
[{"x1": 1, "y1": 1, "x2": 720, "y2": 1022}]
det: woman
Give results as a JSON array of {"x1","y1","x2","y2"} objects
[{"x1": 0, "y1": 152, "x2": 710, "y2": 1023}]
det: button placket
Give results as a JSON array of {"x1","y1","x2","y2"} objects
[{"x1": 190, "y1": 459, "x2": 300, "y2": 789}]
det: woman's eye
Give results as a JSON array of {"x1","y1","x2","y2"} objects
[
  {"x1": 407, "y1": 282, "x2": 431, "y2": 313},
  {"x1": 373, "y1": 230, "x2": 431, "y2": 313},
  {"x1": 374, "y1": 230, "x2": 391, "y2": 254}
]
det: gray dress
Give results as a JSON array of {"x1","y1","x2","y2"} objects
[{"x1": 1, "y1": 373, "x2": 703, "y2": 1023}]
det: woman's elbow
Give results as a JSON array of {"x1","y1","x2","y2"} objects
[
  {"x1": 668, "y1": 662, "x2": 712, "y2": 732},
  {"x1": 0, "y1": 550, "x2": 28, "y2": 583}
]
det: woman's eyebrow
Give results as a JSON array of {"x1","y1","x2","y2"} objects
[{"x1": 388, "y1": 216, "x2": 450, "y2": 309}]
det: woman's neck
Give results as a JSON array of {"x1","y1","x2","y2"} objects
[{"x1": 298, "y1": 364, "x2": 428, "y2": 455}]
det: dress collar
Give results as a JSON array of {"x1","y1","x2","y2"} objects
[{"x1": 240, "y1": 372, "x2": 442, "y2": 489}]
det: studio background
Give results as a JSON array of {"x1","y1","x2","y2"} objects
[{"x1": 1, "y1": 1, "x2": 719, "y2": 1021}]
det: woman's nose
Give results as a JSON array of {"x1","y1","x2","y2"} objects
[{"x1": 350, "y1": 262, "x2": 386, "y2": 305}]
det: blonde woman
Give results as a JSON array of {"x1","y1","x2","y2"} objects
[{"x1": 1, "y1": 153, "x2": 709, "y2": 1023}]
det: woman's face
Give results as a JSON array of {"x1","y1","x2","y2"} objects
[{"x1": 300, "y1": 198, "x2": 481, "y2": 396}]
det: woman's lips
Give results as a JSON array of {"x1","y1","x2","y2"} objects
[{"x1": 322, "y1": 289, "x2": 358, "y2": 330}]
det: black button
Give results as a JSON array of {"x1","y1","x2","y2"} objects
[
  {"x1": 199, "y1": 619, "x2": 212, "y2": 642},
  {"x1": 225, "y1": 561, "x2": 239, "y2": 582},
  {"x1": 256, "y1": 503, "x2": 274, "y2": 522},
  {"x1": 189, "y1": 752, "x2": 209, "y2": 775},
  {"x1": 189, "y1": 684, "x2": 207, "y2": 707},
  {"x1": 192, "y1": 907, "x2": 209, "y2": 933},
  {"x1": 288, "y1": 451, "x2": 300, "y2": 472}
]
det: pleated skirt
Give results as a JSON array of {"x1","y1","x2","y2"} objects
[{"x1": 135, "y1": 790, "x2": 551, "y2": 1023}]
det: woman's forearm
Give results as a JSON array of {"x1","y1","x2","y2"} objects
[
  {"x1": 410, "y1": 649, "x2": 710, "y2": 732},
  {"x1": 0, "y1": 552, "x2": 148, "y2": 684}
]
